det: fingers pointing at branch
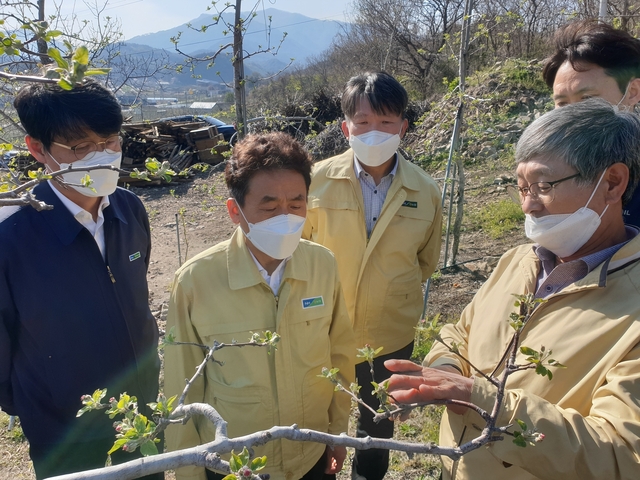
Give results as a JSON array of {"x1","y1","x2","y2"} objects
[{"x1": 384, "y1": 359, "x2": 475, "y2": 415}]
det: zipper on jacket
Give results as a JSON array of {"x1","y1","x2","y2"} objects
[
  {"x1": 106, "y1": 265, "x2": 116, "y2": 284},
  {"x1": 274, "y1": 295, "x2": 279, "y2": 309}
]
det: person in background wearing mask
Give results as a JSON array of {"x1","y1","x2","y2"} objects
[
  {"x1": 303, "y1": 71, "x2": 442, "y2": 480},
  {"x1": 385, "y1": 100, "x2": 640, "y2": 480},
  {"x1": 165, "y1": 132, "x2": 355, "y2": 480},
  {"x1": 0, "y1": 80, "x2": 161, "y2": 479},
  {"x1": 542, "y1": 19, "x2": 640, "y2": 228}
]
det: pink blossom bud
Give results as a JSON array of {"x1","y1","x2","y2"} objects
[
  {"x1": 241, "y1": 467, "x2": 252, "y2": 477},
  {"x1": 536, "y1": 433, "x2": 545, "y2": 442},
  {"x1": 122, "y1": 444, "x2": 128, "y2": 452},
  {"x1": 110, "y1": 397, "x2": 116, "y2": 403}
]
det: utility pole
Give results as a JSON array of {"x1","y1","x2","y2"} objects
[{"x1": 599, "y1": 0, "x2": 608, "y2": 22}]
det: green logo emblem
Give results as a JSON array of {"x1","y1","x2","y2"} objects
[{"x1": 302, "y1": 296, "x2": 324, "y2": 309}]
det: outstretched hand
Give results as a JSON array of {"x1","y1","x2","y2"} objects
[{"x1": 384, "y1": 359, "x2": 474, "y2": 415}]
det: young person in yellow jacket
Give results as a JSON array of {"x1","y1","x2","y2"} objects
[
  {"x1": 303, "y1": 72, "x2": 443, "y2": 480},
  {"x1": 387, "y1": 100, "x2": 640, "y2": 480},
  {"x1": 165, "y1": 132, "x2": 356, "y2": 480}
]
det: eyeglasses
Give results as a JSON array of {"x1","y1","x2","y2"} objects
[
  {"x1": 52, "y1": 135, "x2": 123, "y2": 161},
  {"x1": 506, "y1": 173, "x2": 581, "y2": 205}
]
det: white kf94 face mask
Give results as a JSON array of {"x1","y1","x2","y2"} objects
[
  {"x1": 349, "y1": 128, "x2": 402, "y2": 167},
  {"x1": 524, "y1": 170, "x2": 609, "y2": 258},
  {"x1": 47, "y1": 150, "x2": 121, "y2": 198},
  {"x1": 236, "y1": 203, "x2": 306, "y2": 260}
]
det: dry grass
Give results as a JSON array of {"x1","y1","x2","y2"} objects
[{"x1": 0, "y1": 412, "x2": 35, "y2": 480}]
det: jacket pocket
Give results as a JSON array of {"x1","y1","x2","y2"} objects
[
  {"x1": 287, "y1": 306, "x2": 333, "y2": 370},
  {"x1": 308, "y1": 196, "x2": 358, "y2": 211},
  {"x1": 395, "y1": 198, "x2": 436, "y2": 222},
  {"x1": 202, "y1": 384, "x2": 275, "y2": 461},
  {"x1": 302, "y1": 371, "x2": 332, "y2": 430},
  {"x1": 382, "y1": 279, "x2": 423, "y2": 342},
  {"x1": 192, "y1": 313, "x2": 273, "y2": 338},
  {"x1": 387, "y1": 279, "x2": 422, "y2": 297},
  {"x1": 301, "y1": 370, "x2": 332, "y2": 457}
]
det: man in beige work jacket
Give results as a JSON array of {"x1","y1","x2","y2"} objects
[
  {"x1": 303, "y1": 72, "x2": 442, "y2": 480},
  {"x1": 387, "y1": 100, "x2": 640, "y2": 480},
  {"x1": 165, "y1": 132, "x2": 356, "y2": 480}
]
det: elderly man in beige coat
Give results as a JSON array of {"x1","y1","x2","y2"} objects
[{"x1": 387, "y1": 100, "x2": 640, "y2": 480}]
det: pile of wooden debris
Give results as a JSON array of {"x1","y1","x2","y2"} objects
[{"x1": 120, "y1": 118, "x2": 230, "y2": 185}]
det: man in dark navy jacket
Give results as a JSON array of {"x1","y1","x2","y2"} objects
[{"x1": 0, "y1": 80, "x2": 161, "y2": 479}]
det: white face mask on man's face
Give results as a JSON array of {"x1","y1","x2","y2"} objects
[
  {"x1": 47, "y1": 150, "x2": 121, "y2": 198},
  {"x1": 236, "y1": 202, "x2": 306, "y2": 260},
  {"x1": 524, "y1": 170, "x2": 609, "y2": 258},
  {"x1": 349, "y1": 127, "x2": 402, "y2": 167}
]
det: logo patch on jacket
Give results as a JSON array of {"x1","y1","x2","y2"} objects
[
  {"x1": 302, "y1": 296, "x2": 324, "y2": 309},
  {"x1": 129, "y1": 251, "x2": 141, "y2": 262},
  {"x1": 402, "y1": 200, "x2": 418, "y2": 208}
]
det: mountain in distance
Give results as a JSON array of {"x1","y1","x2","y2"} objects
[{"x1": 124, "y1": 8, "x2": 346, "y2": 84}]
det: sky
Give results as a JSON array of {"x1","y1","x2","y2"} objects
[{"x1": 57, "y1": 0, "x2": 353, "y2": 40}]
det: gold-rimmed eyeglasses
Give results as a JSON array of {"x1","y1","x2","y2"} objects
[
  {"x1": 52, "y1": 135, "x2": 123, "y2": 161},
  {"x1": 506, "y1": 173, "x2": 581, "y2": 205}
]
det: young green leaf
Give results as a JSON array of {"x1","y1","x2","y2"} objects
[
  {"x1": 47, "y1": 47, "x2": 68, "y2": 69},
  {"x1": 72, "y1": 46, "x2": 90, "y2": 65},
  {"x1": 251, "y1": 455, "x2": 267, "y2": 471},
  {"x1": 140, "y1": 440, "x2": 159, "y2": 456}
]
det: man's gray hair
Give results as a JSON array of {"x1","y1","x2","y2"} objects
[{"x1": 515, "y1": 99, "x2": 640, "y2": 204}]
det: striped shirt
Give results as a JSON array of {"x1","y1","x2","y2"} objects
[
  {"x1": 354, "y1": 155, "x2": 398, "y2": 236},
  {"x1": 534, "y1": 226, "x2": 639, "y2": 298}
]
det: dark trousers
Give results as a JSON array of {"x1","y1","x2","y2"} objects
[
  {"x1": 352, "y1": 342, "x2": 414, "y2": 480},
  {"x1": 205, "y1": 447, "x2": 335, "y2": 480},
  {"x1": 31, "y1": 435, "x2": 164, "y2": 480}
]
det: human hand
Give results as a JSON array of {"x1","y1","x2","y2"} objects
[
  {"x1": 324, "y1": 445, "x2": 347, "y2": 474},
  {"x1": 384, "y1": 359, "x2": 474, "y2": 415}
]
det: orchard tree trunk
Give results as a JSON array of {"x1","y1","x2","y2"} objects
[
  {"x1": 36, "y1": 0, "x2": 52, "y2": 64},
  {"x1": 233, "y1": 0, "x2": 247, "y2": 140}
]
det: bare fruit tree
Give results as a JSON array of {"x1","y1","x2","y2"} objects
[
  {"x1": 44, "y1": 294, "x2": 561, "y2": 480},
  {"x1": 0, "y1": 0, "x2": 171, "y2": 142},
  {"x1": 171, "y1": 0, "x2": 291, "y2": 141}
]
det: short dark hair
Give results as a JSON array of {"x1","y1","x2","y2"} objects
[
  {"x1": 341, "y1": 71, "x2": 408, "y2": 119},
  {"x1": 225, "y1": 132, "x2": 312, "y2": 207},
  {"x1": 516, "y1": 99, "x2": 640, "y2": 204},
  {"x1": 542, "y1": 20, "x2": 640, "y2": 93},
  {"x1": 13, "y1": 79, "x2": 123, "y2": 149}
]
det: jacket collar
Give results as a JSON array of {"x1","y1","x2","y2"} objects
[
  {"x1": 103, "y1": 187, "x2": 129, "y2": 225},
  {"x1": 36, "y1": 182, "x2": 127, "y2": 246},
  {"x1": 227, "y1": 227, "x2": 310, "y2": 291},
  {"x1": 521, "y1": 233, "x2": 640, "y2": 293},
  {"x1": 325, "y1": 148, "x2": 422, "y2": 191},
  {"x1": 36, "y1": 182, "x2": 85, "y2": 246}
]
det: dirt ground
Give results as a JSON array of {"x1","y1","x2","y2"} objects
[{"x1": 0, "y1": 159, "x2": 528, "y2": 480}]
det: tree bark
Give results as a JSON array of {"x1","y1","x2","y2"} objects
[{"x1": 233, "y1": 0, "x2": 247, "y2": 139}]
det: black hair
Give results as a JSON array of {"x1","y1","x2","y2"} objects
[
  {"x1": 13, "y1": 79, "x2": 123, "y2": 148},
  {"x1": 543, "y1": 20, "x2": 640, "y2": 93},
  {"x1": 225, "y1": 132, "x2": 312, "y2": 207},
  {"x1": 341, "y1": 71, "x2": 408, "y2": 119}
]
